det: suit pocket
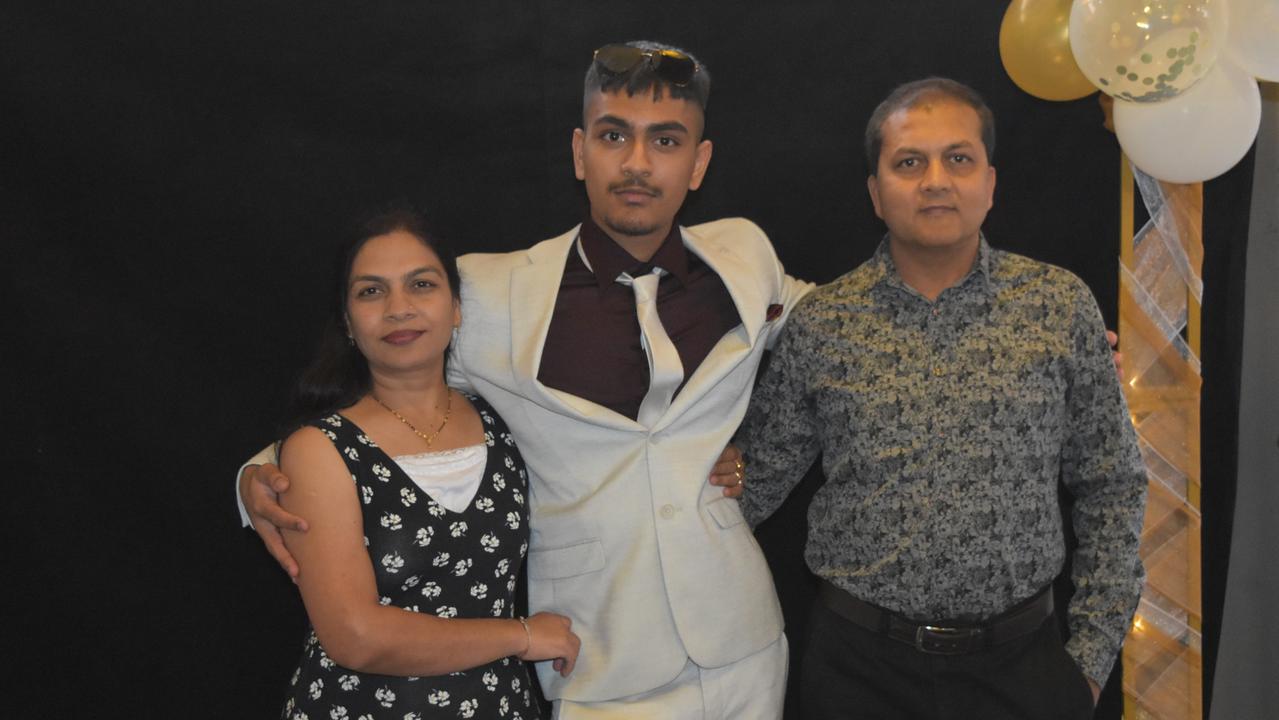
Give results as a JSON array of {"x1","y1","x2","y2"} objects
[
  {"x1": 527, "y1": 539, "x2": 606, "y2": 580},
  {"x1": 705, "y1": 497, "x2": 746, "y2": 529}
]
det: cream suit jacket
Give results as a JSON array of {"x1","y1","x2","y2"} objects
[{"x1": 448, "y1": 218, "x2": 812, "y2": 701}]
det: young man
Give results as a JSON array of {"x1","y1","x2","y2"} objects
[
  {"x1": 242, "y1": 41, "x2": 810, "y2": 717},
  {"x1": 735, "y1": 78, "x2": 1147, "y2": 719}
]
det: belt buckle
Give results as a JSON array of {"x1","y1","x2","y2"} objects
[{"x1": 914, "y1": 624, "x2": 982, "y2": 655}]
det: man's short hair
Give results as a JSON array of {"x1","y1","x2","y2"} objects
[
  {"x1": 583, "y1": 40, "x2": 711, "y2": 118},
  {"x1": 864, "y1": 77, "x2": 996, "y2": 175}
]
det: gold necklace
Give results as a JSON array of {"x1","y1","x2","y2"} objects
[{"x1": 373, "y1": 389, "x2": 453, "y2": 448}]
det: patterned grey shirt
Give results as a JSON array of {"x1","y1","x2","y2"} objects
[{"x1": 737, "y1": 237, "x2": 1147, "y2": 683}]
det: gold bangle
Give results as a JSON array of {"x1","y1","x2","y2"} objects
[{"x1": 517, "y1": 616, "x2": 532, "y2": 657}]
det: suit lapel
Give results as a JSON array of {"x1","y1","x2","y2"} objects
[
  {"x1": 652, "y1": 226, "x2": 765, "y2": 430},
  {"x1": 509, "y1": 225, "x2": 640, "y2": 432}
]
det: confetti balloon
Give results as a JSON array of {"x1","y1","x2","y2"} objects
[{"x1": 1069, "y1": 0, "x2": 1228, "y2": 102}]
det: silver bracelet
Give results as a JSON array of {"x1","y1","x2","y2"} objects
[{"x1": 517, "y1": 616, "x2": 532, "y2": 657}]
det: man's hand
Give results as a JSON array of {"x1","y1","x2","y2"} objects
[
  {"x1": 1107, "y1": 330, "x2": 1124, "y2": 382},
  {"x1": 241, "y1": 462, "x2": 306, "y2": 579},
  {"x1": 709, "y1": 444, "x2": 746, "y2": 498}
]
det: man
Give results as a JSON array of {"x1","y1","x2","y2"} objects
[
  {"x1": 735, "y1": 77, "x2": 1146, "y2": 719},
  {"x1": 242, "y1": 41, "x2": 810, "y2": 717}
]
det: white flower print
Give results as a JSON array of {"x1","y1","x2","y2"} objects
[
  {"x1": 319, "y1": 651, "x2": 335, "y2": 670},
  {"x1": 360, "y1": 486, "x2": 373, "y2": 505},
  {"x1": 482, "y1": 670, "x2": 498, "y2": 691},
  {"x1": 291, "y1": 711, "x2": 309, "y2": 720},
  {"x1": 401, "y1": 575, "x2": 420, "y2": 590},
  {"x1": 414, "y1": 526, "x2": 434, "y2": 547},
  {"x1": 460, "y1": 698, "x2": 478, "y2": 718},
  {"x1": 470, "y1": 582, "x2": 488, "y2": 599},
  {"x1": 504, "y1": 455, "x2": 516, "y2": 471},
  {"x1": 324, "y1": 415, "x2": 342, "y2": 427},
  {"x1": 363, "y1": 535, "x2": 370, "y2": 547},
  {"x1": 356, "y1": 433, "x2": 372, "y2": 446},
  {"x1": 428, "y1": 501, "x2": 446, "y2": 518},
  {"x1": 329, "y1": 706, "x2": 348, "y2": 720},
  {"x1": 511, "y1": 677, "x2": 521, "y2": 693},
  {"x1": 400, "y1": 487, "x2": 417, "y2": 507},
  {"x1": 357, "y1": 716, "x2": 373, "y2": 720},
  {"x1": 379, "y1": 595, "x2": 392, "y2": 606},
  {"x1": 420, "y1": 581, "x2": 442, "y2": 599},
  {"x1": 485, "y1": 431, "x2": 495, "y2": 447},
  {"x1": 480, "y1": 533, "x2": 500, "y2": 553},
  {"x1": 491, "y1": 473, "x2": 506, "y2": 491},
  {"x1": 375, "y1": 686, "x2": 396, "y2": 708},
  {"x1": 499, "y1": 696, "x2": 510, "y2": 714},
  {"x1": 502, "y1": 432, "x2": 515, "y2": 446},
  {"x1": 512, "y1": 489, "x2": 524, "y2": 506},
  {"x1": 338, "y1": 674, "x2": 360, "y2": 691},
  {"x1": 284, "y1": 698, "x2": 295, "y2": 715},
  {"x1": 453, "y1": 558, "x2": 473, "y2": 577},
  {"x1": 507, "y1": 577, "x2": 517, "y2": 593},
  {"x1": 495, "y1": 558, "x2": 510, "y2": 576},
  {"x1": 381, "y1": 552, "x2": 405, "y2": 573},
  {"x1": 372, "y1": 464, "x2": 391, "y2": 482},
  {"x1": 291, "y1": 667, "x2": 301, "y2": 686},
  {"x1": 403, "y1": 713, "x2": 422, "y2": 720},
  {"x1": 343, "y1": 446, "x2": 359, "y2": 461},
  {"x1": 449, "y1": 521, "x2": 468, "y2": 538},
  {"x1": 431, "y1": 552, "x2": 451, "y2": 568},
  {"x1": 308, "y1": 678, "x2": 323, "y2": 700},
  {"x1": 479, "y1": 410, "x2": 493, "y2": 425},
  {"x1": 403, "y1": 604, "x2": 420, "y2": 613},
  {"x1": 475, "y1": 497, "x2": 494, "y2": 513},
  {"x1": 428, "y1": 689, "x2": 451, "y2": 706},
  {"x1": 322, "y1": 429, "x2": 337, "y2": 441},
  {"x1": 436, "y1": 605, "x2": 458, "y2": 618},
  {"x1": 380, "y1": 512, "x2": 402, "y2": 530},
  {"x1": 505, "y1": 512, "x2": 520, "y2": 530},
  {"x1": 491, "y1": 598, "x2": 506, "y2": 617}
]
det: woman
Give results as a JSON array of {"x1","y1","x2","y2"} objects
[{"x1": 277, "y1": 206, "x2": 578, "y2": 719}]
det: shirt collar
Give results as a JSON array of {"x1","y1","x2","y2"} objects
[
  {"x1": 869, "y1": 234, "x2": 994, "y2": 299},
  {"x1": 578, "y1": 214, "x2": 690, "y2": 291}
]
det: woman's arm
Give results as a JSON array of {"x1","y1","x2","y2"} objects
[{"x1": 279, "y1": 427, "x2": 579, "y2": 677}]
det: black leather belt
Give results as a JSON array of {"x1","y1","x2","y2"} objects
[{"x1": 817, "y1": 580, "x2": 1054, "y2": 655}]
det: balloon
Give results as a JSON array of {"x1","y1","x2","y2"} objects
[
  {"x1": 1114, "y1": 58, "x2": 1261, "y2": 182},
  {"x1": 1069, "y1": 0, "x2": 1229, "y2": 102},
  {"x1": 1226, "y1": 0, "x2": 1279, "y2": 81},
  {"x1": 1000, "y1": 0, "x2": 1098, "y2": 100}
]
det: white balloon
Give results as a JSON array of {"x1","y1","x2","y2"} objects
[
  {"x1": 1069, "y1": 0, "x2": 1229, "y2": 102},
  {"x1": 1226, "y1": 0, "x2": 1279, "y2": 81},
  {"x1": 1114, "y1": 58, "x2": 1261, "y2": 182}
]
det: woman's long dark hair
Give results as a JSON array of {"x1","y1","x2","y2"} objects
[{"x1": 279, "y1": 203, "x2": 461, "y2": 438}]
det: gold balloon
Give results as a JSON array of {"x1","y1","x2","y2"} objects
[{"x1": 1000, "y1": 0, "x2": 1099, "y2": 101}]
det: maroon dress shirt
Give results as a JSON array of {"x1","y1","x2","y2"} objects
[{"x1": 536, "y1": 217, "x2": 743, "y2": 421}]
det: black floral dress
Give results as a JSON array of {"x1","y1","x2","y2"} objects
[{"x1": 282, "y1": 394, "x2": 538, "y2": 720}]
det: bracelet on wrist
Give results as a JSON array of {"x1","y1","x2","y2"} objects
[{"x1": 517, "y1": 616, "x2": 532, "y2": 657}]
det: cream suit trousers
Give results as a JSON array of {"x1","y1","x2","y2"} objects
[{"x1": 551, "y1": 635, "x2": 788, "y2": 720}]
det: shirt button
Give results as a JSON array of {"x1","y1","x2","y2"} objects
[
  {"x1": 660, "y1": 504, "x2": 676, "y2": 519},
  {"x1": 933, "y1": 367, "x2": 944, "y2": 376}
]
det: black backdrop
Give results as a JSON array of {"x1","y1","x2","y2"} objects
[{"x1": 3, "y1": 2, "x2": 1251, "y2": 717}]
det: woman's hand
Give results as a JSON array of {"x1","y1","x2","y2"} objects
[{"x1": 519, "y1": 612, "x2": 581, "y2": 677}]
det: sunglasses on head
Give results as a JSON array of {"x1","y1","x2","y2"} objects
[{"x1": 592, "y1": 44, "x2": 698, "y2": 87}]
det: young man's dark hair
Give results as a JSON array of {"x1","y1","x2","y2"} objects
[
  {"x1": 583, "y1": 40, "x2": 711, "y2": 122},
  {"x1": 864, "y1": 77, "x2": 996, "y2": 173}
]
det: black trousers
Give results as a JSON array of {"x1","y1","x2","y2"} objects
[{"x1": 800, "y1": 599, "x2": 1096, "y2": 720}]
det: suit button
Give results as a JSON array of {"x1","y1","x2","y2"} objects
[{"x1": 660, "y1": 504, "x2": 676, "y2": 519}]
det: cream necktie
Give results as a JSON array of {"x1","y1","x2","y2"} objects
[{"x1": 617, "y1": 268, "x2": 684, "y2": 427}]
